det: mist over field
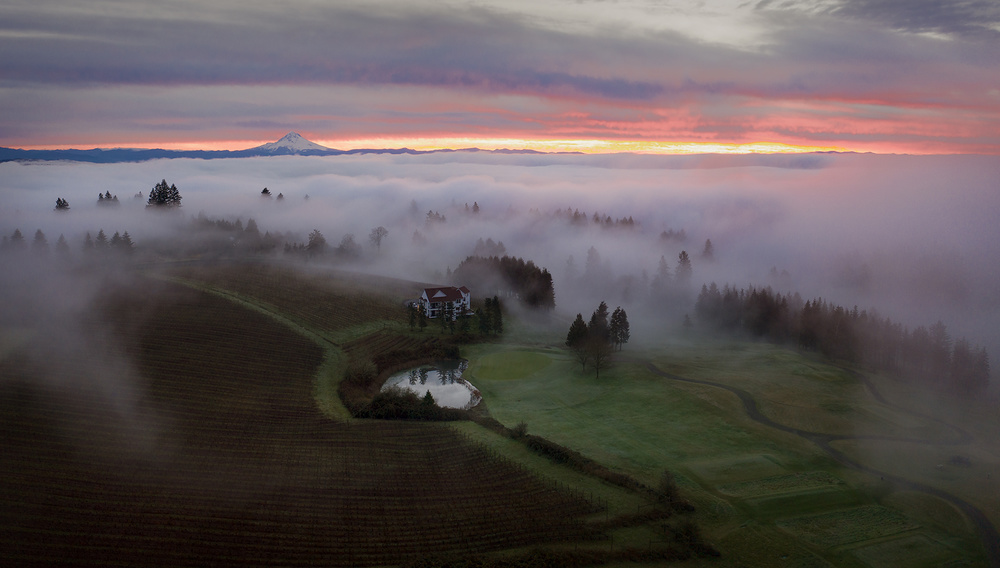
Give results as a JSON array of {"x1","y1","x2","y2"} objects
[{"x1": 2, "y1": 152, "x2": 999, "y2": 383}]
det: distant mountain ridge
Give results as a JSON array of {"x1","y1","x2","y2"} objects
[{"x1": 0, "y1": 132, "x2": 560, "y2": 163}]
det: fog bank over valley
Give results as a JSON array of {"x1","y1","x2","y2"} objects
[{"x1": 2, "y1": 152, "x2": 998, "y2": 386}]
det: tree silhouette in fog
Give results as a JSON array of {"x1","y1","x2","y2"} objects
[{"x1": 147, "y1": 179, "x2": 182, "y2": 208}]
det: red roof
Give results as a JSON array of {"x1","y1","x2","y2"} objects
[{"x1": 423, "y1": 286, "x2": 467, "y2": 303}]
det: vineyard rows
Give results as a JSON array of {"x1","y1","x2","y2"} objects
[
  {"x1": 165, "y1": 263, "x2": 407, "y2": 338},
  {"x1": 1, "y1": 281, "x2": 602, "y2": 566},
  {"x1": 343, "y1": 331, "x2": 442, "y2": 361}
]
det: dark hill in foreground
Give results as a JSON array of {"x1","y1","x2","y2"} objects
[{"x1": 0, "y1": 280, "x2": 600, "y2": 567}]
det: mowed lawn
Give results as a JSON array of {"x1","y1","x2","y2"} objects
[{"x1": 465, "y1": 344, "x2": 828, "y2": 488}]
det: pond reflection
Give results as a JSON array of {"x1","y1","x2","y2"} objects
[{"x1": 382, "y1": 360, "x2": 481, "y2": 409}]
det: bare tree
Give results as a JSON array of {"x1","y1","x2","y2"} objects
[
  {"x1": 589, "y1": 336, "x2": 615, "y2": 380},
  {"x1": 369, "y1": 226, "x2": 389, "y2": 252}
]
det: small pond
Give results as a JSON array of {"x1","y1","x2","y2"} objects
[{"x1": 380, "y1": 359, "x2": 482, "y2": 409}]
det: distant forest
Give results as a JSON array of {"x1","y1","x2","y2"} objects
[{"x1": 695, "y1": 284, "x2": 991, "y2": 394}]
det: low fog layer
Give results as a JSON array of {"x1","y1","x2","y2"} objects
[{"x1": 2, "y1": 152, "x2": 998, "y2": 380}]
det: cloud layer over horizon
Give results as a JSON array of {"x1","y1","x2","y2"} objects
[{"x1": 1, "y1": 0, "x2": 998, "y2": 152}]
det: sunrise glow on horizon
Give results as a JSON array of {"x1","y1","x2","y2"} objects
[{"x1": 2, "y1": 1, "x2": 998, "y2": 155}]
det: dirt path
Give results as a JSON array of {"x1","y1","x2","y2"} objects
[{"x1": 644, "y1": 361, "x2": 1000, "y2": 568}]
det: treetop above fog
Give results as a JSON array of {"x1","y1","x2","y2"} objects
[{"x1": 147, "y1": 179, "x2": 182, "y2": 208}]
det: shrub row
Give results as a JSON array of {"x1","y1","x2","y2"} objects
[
  {"x1": 402, "y1": 544, "x2": 701, "y2": 568},
  {"x1": 471, "y1": 415, "x2": 694, "y2": 513}
]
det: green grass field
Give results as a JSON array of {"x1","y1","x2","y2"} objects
[{"x1": 462, "y1": 338, "x2": 994, "y2": 567}]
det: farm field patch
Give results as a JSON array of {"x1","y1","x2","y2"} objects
[
  {"x1": 776, "y1": 505, "x2": 920, "y2": 548},
  {"x1": 850, "y1": 534, "x2": 958, "y2": 568},
  {"x1": 717, "y1": 472, "x2": 847, "y2": 499},
  {"x1": 831, "y1": 437, "x2": 1000, "y2": 534},
  {"x1": 650, "y1": 342, "x2": 956, "y2": 442}
]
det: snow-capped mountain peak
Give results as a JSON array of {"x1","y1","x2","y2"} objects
[{"x1": 251, "y1": 132, "x2": 330, "y2": 153}]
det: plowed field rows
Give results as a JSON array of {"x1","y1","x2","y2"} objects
[
  {"x1": 166, "y1": 263, "x2": 406, "y2": 336},
  {"x1": 343, "y1": 331, "x2": 441, "y2": 361},
  {"x1": 0, "y1": 283, "x2": 600, "y2": 567}
]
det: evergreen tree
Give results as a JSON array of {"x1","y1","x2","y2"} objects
[
  {"x1": 928, "y1": 320, "x2": 952, "y2": 384},
  {"x1": 95, "y1": 229, "x2": 108, "y2": 249},
  {"x1": 588, "y1": 301, "x2": 610, "y2": 343},
  {"x1": 492, "y1": 296, "x2": 503, "y2": 334},
  {"x1": 408, "y1": 304, "x2": 417, "y2": 331},
  {"x1": 588, "y1": 301, "x2": 613, "y2": 379},
  {"x1": 585, "y1": 246, "x2": 603, "y2": 279},
  {"x1": 9, "y1": 229, "x2": 25, "y2": 248},
  {"x1": 445, "y1": 301, "x2": 456, "y2": 328},
  {"x1": 951, "y1": 338, "x2": 974, "y2": 392},
  {"x1": 476, "y1": 307, "x2": 490, "y2": 335},
  {"x1": 55, "y1": 197, "x2": 70, "y2": 211},
  {"x1": 32, "y1": 229, "x2": 49, "y2": 255},
  {"x1": 422, "y1": 390, "x2": 436, "y2": 407},
  {"x1": 702, "y1": 239, "x2": 714, "y2": 261},
  {"x1": 418, "y1": 306, "x2": 428, "y2": 332},
  {"x1": 55, "y1": 234, "x2": 70, "y2": 255},
  {"x1": 675, "y1": 251, "x2": 692, "y2": 287},
  {"x1": 147, "y1": 179, "x2": 182, "y2": 208},
  {"x1": 971, "y1": 348, "x2": 991, "y2": 393},
  {"x1": 651, "y1": 255, "x2": 670, "y2": 297},
  {"x1": 83, "y1": 231, "x2": 93, "y2": 251},
  {"x1": 119, "y1": 231, "x2": 134, "y2": 253},
  {"x1": 459, "y1": 312, "x2": 472, "y2": 336},
  {"x1": 261, "y1": 187, "x2": 272, "y2": 198},
  {"x1": 306, "y1": 229, "x2": 327, "y2": 256},
  {"x1": 337, "y1": 234, "x2": 360, "y2": 258},
  {"x1": 245, "y1": 218, "x2": 260, "y2": 238},
  {"x1": 566, "y1": 313, "x2": 590, "y2": 370},
  {"x1": 610, "y1": 307, "x2": 630, "y2": 351}
]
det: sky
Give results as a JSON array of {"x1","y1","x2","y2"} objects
[{"x1": 2, "y1": 0, "x2": 999, "y2": 153}]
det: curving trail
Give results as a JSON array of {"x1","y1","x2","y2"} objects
[{"x1": 644, "y1": 362, "x2": 1000, "y2": 568}]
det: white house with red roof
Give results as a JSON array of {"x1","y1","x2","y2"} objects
[{"x1": 419, "y1": 286, "x2": 471, "y2": 320}]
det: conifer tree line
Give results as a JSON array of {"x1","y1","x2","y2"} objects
[
  {"x1": 97, "y1": 191, "x2": 120, "y2": 206},
  {"x1": 478, "y1": 296, "x2": 504, "y2": 336},
  {"x1": 83, "y1": 229, "x2": 134, "y2": 254},
  {"x1": 566, "y1": 301, "x2": 629, "y2": 379},
  {"x1": 146, "y1": 179, "x2": 182, "y2": 208},
  {"x1": 452, "y1": 255, "x2": 555, "y2": 309},
  {"x1": 552, "y1": 208, "x2": 639, "y2": 229},
  {"x1": 1, "y1": 228, "x2": 133, "y2": 255},
  {"x1": 695, "y1": 283, "x2": 990, "y2": 394}
]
